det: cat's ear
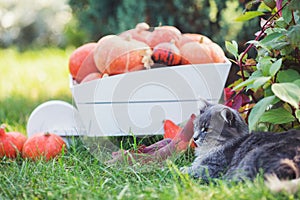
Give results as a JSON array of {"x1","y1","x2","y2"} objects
[
  {"x1": 220, "y1": 108, "x2": 234, "y2": 125},
  {"x1": 198, "y1": 98, "x2": 212, "y2": 114}
]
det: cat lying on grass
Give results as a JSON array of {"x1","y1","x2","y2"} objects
[{"x1": 181, "y1": 101, "x2": 300, "y2": 193}]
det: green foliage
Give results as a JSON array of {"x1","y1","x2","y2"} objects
[{"x1": 226, "y1": 0, "x2": 300, "y2": 131}]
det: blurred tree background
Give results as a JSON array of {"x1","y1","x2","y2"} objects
[
  {"x1": 69, "y1": 0, "x2": 259, "y2": 48},
  {"x1": 0, "y1": 0, "x2": 72, "y2": 49},
  {"x1": 0, "y1": 0, "x2": 259, "y2": 51}
]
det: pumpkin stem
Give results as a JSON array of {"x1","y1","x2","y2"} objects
[
  {"x1": 124, "y1": 34, "x2": 132, "y2": 41},
  {"x1": 0, "y1": 124, "x2": 6, "y2": 136},
  {"x1": 44, "y1": 132, "x2": 51, "y2": 136},
  {"x1": 142, "y1": 49, "x2": 154, "y2": 69},
  {"x1": 102, "y1": 73, "x2": 109, "y2": 78},
  {"x1": 135, "y1": 22, "x2": 150, "y2": 32},
  {"x1": 199, "y1": 36, "x2": 204, "y2": 44}
]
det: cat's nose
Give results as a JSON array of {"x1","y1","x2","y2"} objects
[
  {"x1": 193, "y1": 131, "x2": 200, "y2": 141},
  {"x1": 193, "y1": 135, "x2": 199, "y2": 141}
]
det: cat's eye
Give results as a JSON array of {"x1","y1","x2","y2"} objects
[{"x1": 201, "y1": 127, "x2": 208, "y2": 133}]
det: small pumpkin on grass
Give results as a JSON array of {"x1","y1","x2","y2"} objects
[
  {"x1": 0, "y1": 124, "x2": 27, "y2": 158},
  {"x1": 22, "y1": 132, "x2": 66, "y2": 161}
]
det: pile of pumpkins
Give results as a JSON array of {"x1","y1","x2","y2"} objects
[
  {"x1": 0, "y1": 124, "x2": 66, "y2": 161},
  {"x1": 69, "y1": 22, "x2": 226, "y2": 84}
]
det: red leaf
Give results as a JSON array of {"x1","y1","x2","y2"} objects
[
  {"x1": 163, "y1": 119, "x2": 181, "y2": 139},
  {"x1": 106, "y1": 114, "x2": 196, "y2": 165},
  {"x1": 224, "y1": 87, "x2": 250, "y2": 111}
]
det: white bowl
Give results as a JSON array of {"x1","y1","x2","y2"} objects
[{"x1": 27, "y1": 100, "x2": 86, "y2": 138}]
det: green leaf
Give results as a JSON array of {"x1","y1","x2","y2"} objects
[
  {"x1": 260, "y1": 107, "x2": 295, "y2": 124},
  {"x1": 248, "y1": 95, "x2": 276, "y2": 131},
  {"x1": 294, "y1": 79, "x2": 300, "y2": 88},
  {"x1": 260, "y1": 32, "x2": 283, "y2": 44},
  {"x1": 257, "y1": 56, "x2": 273, "y2": 76},
  {"x1": 233, "y1": 78, "x2": 255, "y2": 90},
  {"x1": 259, "y1": 0, "x2": 274, "y2": 11},
  {"x1": 296, "y1": 109, "x2": 300, "y2": 123},
  {"x1": 235, "y1": 11, "x2": 265, "y2": 22},
  {"x1": 277, "y1": 69, "x2": 300, "y2": 83},
  {"x1": 275, "y1": 17, "x2": 288, "y2": 28},
  {"x1": 287, "y1": 24, "x2": 300, "y2": 48},
  {"x1": 250, "y1": 70, "x2": 263, "y2": 78},
  {"x1": 265, "y1": 27, "x2": 287, "y2": 35},
  {"x1": 269, "y1": 59, "x2": 282, "y2": 76},
  {"x1": 280, "y1": 44, "x2": 294, "y2": 56},
  {"x1": 249, "y1": 76, "x2": 271, "y2": 91},
  {"x1": 264, "y1": 86, "x2": 274, "y2": 97},
  {"x1": 225, "y1": 41, "x2": 238, "y2": 58},
  {"x1": 271, "y1": 83, "x2": 300, "y2": 109},
  {"x1": 282, "y1": 1, "x2": 293, "y2": 24},
  {"x1": 288, "y1": 0, "x2": 300, "y2": 11},
  {"x1": 272, "y1": 42, "x2": 290, "y2": 50},
  {"x1": 259, "y1": 32, "x2": 286, "y2": 49}
]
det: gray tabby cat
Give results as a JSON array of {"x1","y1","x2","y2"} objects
[{"x1": 182, "y1": 101, "x2": 300, "y2": 183}]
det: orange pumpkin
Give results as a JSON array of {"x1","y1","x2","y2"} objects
[
  {"x1": 146, "y1": 27, "x2": 181, "y2": 49},
  {"x1": 0, "y1": 124, "x2": 26, "y2": 158},
  {"x1": 156, "y1": 25, "x2": 181, "y2": 35},
  {"x1": 208, "y1": 42, "x2": 226, "y2": 63},
  {"x1": 119, "y1": 22, "x2": 150, "y2": 43},
  {"x1": 22, "y1": 132, "x2": 66, "y2": 161},
  {"x1": 81, "y1": 72, "x2": 103, "y2": 83},
  {"x1": 177, "y1": 33, "x2": 212, "y2": 47},
  {"x1": 180, "y1": 41, "x2": 214, "y2": 64},
  {"x1": 152, "y1": 40, "x2": 181, "y2": 66},
  {"x1": 69, "y1": 43, "x2": 99, "y2": 83},
  {"x1": 94, "y1": 35, "x2": 153, "y2": 75}
]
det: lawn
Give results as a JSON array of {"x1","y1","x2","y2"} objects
[{"x1": 0, "y1": 48, "x2": 297, "y2": 200}]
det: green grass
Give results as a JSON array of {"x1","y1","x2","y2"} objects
[
  {"x1": 0, "y1": 48, "x2": 72, "y2": 133},
  {"x1": 0, "y1": 48, "x2": 298, "y2": 199}
]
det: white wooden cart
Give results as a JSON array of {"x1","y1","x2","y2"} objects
[{"x1": 27, "y1": 60, "x2": 231, "y2": 139}]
